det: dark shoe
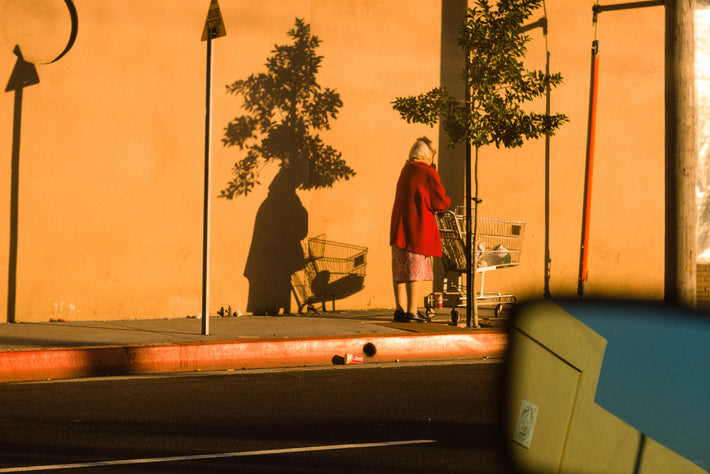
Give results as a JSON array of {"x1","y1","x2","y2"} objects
[
  {"x1": 393, "y1": 309, "x2": 409, "y2": 322},
  {"x1": 405, "y1": 312, "x2": 429, "y2": 323},
  {"x1": 417, "y1": 311, "x2": 432, "y2": 322}
]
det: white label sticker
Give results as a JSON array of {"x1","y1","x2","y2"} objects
[{"x1": 513, "y1": 399, "x2": 539, "y2": 449}]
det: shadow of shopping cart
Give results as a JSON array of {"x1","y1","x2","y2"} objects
[
  {"x1": 291, "y1": 235, "x2": 368, "y2": 313},
  {"x1": 427, "y1": 210, "x2": 525, "y2": 324}
]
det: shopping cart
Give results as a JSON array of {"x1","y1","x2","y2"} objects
[
  {"x1": 427, "y1": 209, "x2": 525, "y2": 324},
  {"x1": 291, "y1": 235, "x2": 368, "y2": 313}
]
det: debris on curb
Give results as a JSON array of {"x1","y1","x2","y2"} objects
[{"x1": 331, "y1": 354, "x2": 363, "y2": 365}]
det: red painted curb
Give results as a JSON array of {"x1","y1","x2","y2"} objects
[{"x1": 0, "y1": 332, "x2": 508, "y2": 382}]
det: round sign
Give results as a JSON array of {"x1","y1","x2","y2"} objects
[{"x1": 0, "y1": 0, "x2": 77, "y2": 64}]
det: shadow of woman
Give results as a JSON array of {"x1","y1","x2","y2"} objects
[{"x1": 244, "y1": 168, "x2": 307, "y2": 315}]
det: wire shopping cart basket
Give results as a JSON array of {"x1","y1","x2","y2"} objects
[
  {"x1": 291, "y1": 235, "x2": 368, "y2": 313},
  {"x1": 427, "y1": 210, "x2": 525, "y2": 324}
]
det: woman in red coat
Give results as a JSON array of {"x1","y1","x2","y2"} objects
[{"x1": 390, "y1": 137, "x2": 451, "y2": 322}]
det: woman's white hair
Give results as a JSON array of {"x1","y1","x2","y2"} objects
[{"x1": 408, "y1": 137, "x2": 435, "y2": 164}]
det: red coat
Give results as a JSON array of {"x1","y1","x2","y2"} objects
[{"x1": 390, "y1": 162, "x2": 451, "y2": 257}]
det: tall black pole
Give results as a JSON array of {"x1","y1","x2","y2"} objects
[
  {"x1": 202, "y1": 30, "x2": 213, "y2": 335},
  {"x1": 471, "y1": 148, "x2": 480, "y2": 328},
  {"x1": 544, "y1": 50, "x2": 551, "y2": 299},
  {"x1": 200, "y1": 0, "x2": 226, "y2": 335},
  {"x1": 465, "y1": 141, "x2": 473, "y2": 327},
  {"x1": 464, "y1": 43, "x2": 474, "y2": 328}
]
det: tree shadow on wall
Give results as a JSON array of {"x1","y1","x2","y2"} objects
[{"x1": 221, "y1": 19, "x2": 355, "y2": 315}]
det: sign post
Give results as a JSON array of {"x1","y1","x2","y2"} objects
[{"x1": 200, "y1": 0, "x2": 226, "y2": 335}]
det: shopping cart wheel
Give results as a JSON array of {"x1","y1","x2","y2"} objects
[
  {"x1": 495, "y1": 304, "x2": 505, "y2": 318},
  {"x1": 426, "y1": 306, "x2": 434, "y2": 318},
  {"x1": 451, "y1": 310, "x2": 459, "y2": 325}
]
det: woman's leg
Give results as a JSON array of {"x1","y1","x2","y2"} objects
[
  {"x1": 405, "y1": 280, "x2": 418, "y2": 314},
  {"x1": 394, "y1": 280, "x2": 420, "y2": 313},
  {"x1": 393, "y1": 280, "x2": 407, "y2": 313}
]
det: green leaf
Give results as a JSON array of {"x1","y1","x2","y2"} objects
[{"x1": 392, "y1": 0, "x2": 566, "y2": 151}]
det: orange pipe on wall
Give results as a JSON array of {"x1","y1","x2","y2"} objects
[{"x1": 578, "y1": 40, "x2": 600, "y2": 296}]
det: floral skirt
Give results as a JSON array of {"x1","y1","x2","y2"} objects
[{"x1": 391, "y1": 245, "x2": 433, "y2": 282}]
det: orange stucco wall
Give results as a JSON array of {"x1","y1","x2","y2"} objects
[{"x1": 1, "y1": 1, "x2": 666, "y2": 322}]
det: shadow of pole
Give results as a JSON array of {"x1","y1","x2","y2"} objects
[{"x1": 5, "y1": 46, "x2": 40, "y2": 324}]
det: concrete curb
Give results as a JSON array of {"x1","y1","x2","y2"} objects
[{"x1": 0, "y1": 331, "x2": 507, "y2": 382}]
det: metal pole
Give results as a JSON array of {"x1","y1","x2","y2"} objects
[
  {"x1": 465, "y1": 142, "x2": 473, "y2": 327},
  {"x1": 578, "y1": 40, "x2": 599, "y2": 297},
  {"x1": 464, "y1": 43, "x2": 475, "y2": 328},
  {"x1": 202, "y1": 30, "x2": 213, "y2": 335},
  {"x1": 471, "y1": 148, "x2": 480, "y2": 328},
  {"x1": 665, "y1": 0, "x2": 696, "y2": 307},
  {"x1": 544, "y1": 50, "x2": 551, "y2": 299}
]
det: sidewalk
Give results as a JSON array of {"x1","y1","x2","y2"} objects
[{"x1": 0, "y1": 309, "x2": 509, "y2": 383}]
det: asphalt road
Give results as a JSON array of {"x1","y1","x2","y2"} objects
[{"x1": 0, "y1": 361, "x2": 510, "y2": 473}]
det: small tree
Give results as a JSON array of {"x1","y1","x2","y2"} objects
[
  {"x1": 392, "y1": 0, "x2": 567, "y2": 325},
  {"x1": 221, "y1": 18, "x2": 354, "y2": 198}
]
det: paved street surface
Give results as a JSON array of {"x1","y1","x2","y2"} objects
[{"x1": 0, "y1": 361, "x2": 510, "y2": 473}]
